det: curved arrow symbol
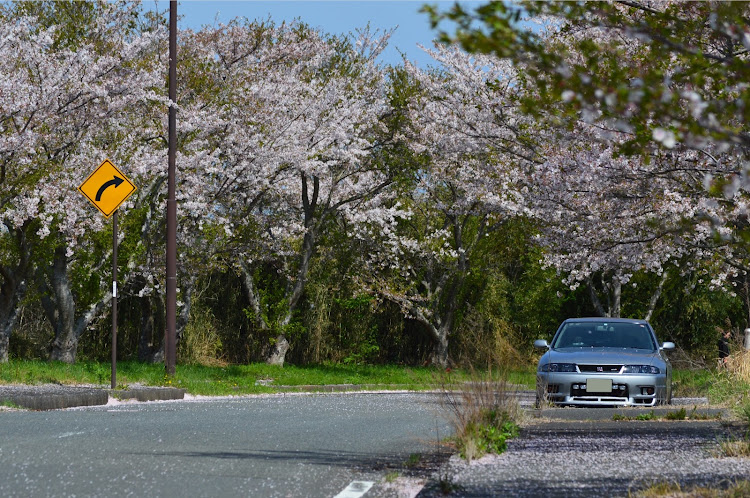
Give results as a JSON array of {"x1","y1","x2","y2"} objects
[{"x1": 95, "y1": 176, "x2": 125, "y2": 201}]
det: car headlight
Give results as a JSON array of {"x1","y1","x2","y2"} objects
[
  {"x1": 622, "y1": 365, "x2": 661, "y2": 374},
  {"x1": 539, "y1": 363, "x2": 577, "y2": 372}
]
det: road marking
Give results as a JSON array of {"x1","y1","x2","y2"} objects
[{"x1": 333, "y1": 481, "x2": 374, "y2": 498}]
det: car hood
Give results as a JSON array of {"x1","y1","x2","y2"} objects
[{"x1": 542, "y1": 348, "x2": 665, "y2": 366}]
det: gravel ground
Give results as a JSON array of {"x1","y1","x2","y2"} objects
[{"x1": 419, "y1": 419, "x2": 750, "y2": 497}]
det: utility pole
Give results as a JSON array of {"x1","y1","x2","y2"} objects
[{"x1": 165, "y1": 0, "x2": 177, "y2": 376}]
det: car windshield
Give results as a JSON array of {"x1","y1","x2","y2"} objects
[{"x1": 551, "y1": 321, "x2": 656, "y2": 350}]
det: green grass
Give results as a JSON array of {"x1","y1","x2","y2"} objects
[
  {"x1": 0, "y1": 360, "x2": 473, "y2": 396},
  {"x1": 612, "y1": 407, "x2": 719, "y2": 422},
  {"x1": 672, "y1": 369, "x2": 714, "y2": 398},
  {"x1": 613, "y1": 410, "x2": 657, "y2": 421},
  {"x1": 504, "y1": 366, "x2": 536, "y2": 389},
  {"x1": 0, "y1": 361, "x2": 719, "y2": 399}
]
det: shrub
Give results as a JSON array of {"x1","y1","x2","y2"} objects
[
  {"x1": 459, "y1": 409, "x2": 519, "y2": 460},
  {"x1": 178, "y1": 306, "x2": 224, "y2": 366},
  {"x1": 439, "y1": 368, "x2": 521, "y2": 462}
]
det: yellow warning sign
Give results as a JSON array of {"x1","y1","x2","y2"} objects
[{"x1": 78, "y1": 159, "x2": 137, "y2": 218}]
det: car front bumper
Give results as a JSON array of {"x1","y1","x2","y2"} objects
[{"x1": 536, "y1": 372, "x2": 669, "y2": 407}]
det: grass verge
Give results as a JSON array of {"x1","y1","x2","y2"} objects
[
  {"x1": 0, "y1": 360, "x2": 493, "y2": 396},
  {"x1": 672, "y1": 368, "x2": 714, "y2": 398}
]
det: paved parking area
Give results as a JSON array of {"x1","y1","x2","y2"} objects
[{"x1": 419, "y1": 415, "x2": 749, "y2": 497}]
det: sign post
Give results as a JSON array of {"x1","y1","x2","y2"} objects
[
  {"x1": 79, "y1": 159, "x2": 136, "y2": 389},
  {"x1": 112, "y1": 210, "x2": 118, "y2": 388}
]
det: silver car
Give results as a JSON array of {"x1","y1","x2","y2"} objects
[{"x1": 534, "y1": 318, "x2": 675, "y2": 407}]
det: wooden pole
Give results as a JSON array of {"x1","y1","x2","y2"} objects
[
  {"x1": 165, "y1": 0, "x2": 177, "y2": 376},
  {"x1": 165, "y1": 0, "x2": 178, "y2": 375}
]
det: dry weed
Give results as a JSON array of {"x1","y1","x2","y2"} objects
[
  {"x1": 724, "y1": 350, "x2": 750, "y2": 383},
  {"x1": 178, "y1": 307, "x2": 225, "y2": 366},
  {"x1": 438, "y1": 367, "x2": 522, "y2": 461}
]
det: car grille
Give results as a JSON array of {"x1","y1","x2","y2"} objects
[
  {"x1": 577, "y1": 364, "x2": 623, "y2": 373},
  {"x1": 571, "y1": 384, "x2": 629, "y2": 398}
]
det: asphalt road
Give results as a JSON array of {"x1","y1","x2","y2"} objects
[{"x1": 0, "y1": 393, "x2": 453, "y2": 497}]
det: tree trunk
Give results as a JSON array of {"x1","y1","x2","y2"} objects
[
  {"x1": 644, "y1": 271, "x2": 668, "y2": 321},
  {"x1": 430, "y1": 329, "x2": 450, "y2": 369},
  {"x1": 43, "y1": 246, "x2": 110, "y2": 363},
  {"x1": 265, "y1": 335, "x2": 290, "y2": 366},
  {"x1": 261, "y1": 173, "x2": 321, "y2": 367},
  {"x1": 239, "y1": 261, "x2": 270, "y2": 332},
  {"x1": 0, "y1": 332, "x2": 9, "y2": 364},
  {"x1": 138, "y1": 290, "x2": 164, "y2": 363},
  {"x1": 587, "y1": 272, "x2": 622, "y2": 317},
  {"x1": 609, "y1": 272, "x2": 622, "y2": 318},
  {"x1": 138, "y1": 295, "x2": 155, "y2": 362},
  {"x1": 45, "y1": 247, "x2": 78, "y2": 363},
  {"x1": 240, "y1": 262, "x2": 288, "y2": 365},
  {"x1": 0, "y1": 271, "x2": 26, "y2": 363},
  {"x1": 0, "y1": 226, "x2": 31, "y2": 362},
  {"x1": 587, "y1": 275, "x2": 607, "y2": 317}
]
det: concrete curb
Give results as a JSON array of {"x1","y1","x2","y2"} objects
[
  {"x1": 0, "y1": 385, "x2": 185, "y2": 411},
  {"x1": 530, "y1": 404, "x2": 727, "y2": 421},
  {"x1": 0, "y1": 385, "x2": 108, "y2": 411}
]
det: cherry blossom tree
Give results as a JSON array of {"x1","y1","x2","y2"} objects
[
  {"x1": 0, "y1": 1, "x2": 165, "y2": 362},
  {"x1": 0, "y1": 16, "x2": 48, "y2": 362},
  {"x1": 426, "y1": 1, "x2": 750, "y2": 153},
  {"x1": 356, "y1": 44, "x2": 535, "y2": 367},
  {"x1": 166, "y1": 21, "x2": 395, "y2": 366},
  {"x1": 424, "y1": 1, "x2": 750, "y2": 320},
  {"x1": 530, "y1": 122, "x2": 738, "y2": 317},
  {"x1": 428, "y1": 2, "x2": 750, "y2": 255}
]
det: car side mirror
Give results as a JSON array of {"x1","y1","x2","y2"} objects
[
  {"x1": 534, "y1": 339, "x2": 549, "y2": 349},
  {"x1": 660, "y1": 342, "x2": 675, "y2": 351}
]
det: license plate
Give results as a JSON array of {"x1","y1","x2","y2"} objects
[{"x1": 586, "y1": 378, "x2": 612, "y2": 393}]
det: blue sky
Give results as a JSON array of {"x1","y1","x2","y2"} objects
[{"x1": 152, "y1": 0, "x2": 484, "y2": 67}]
